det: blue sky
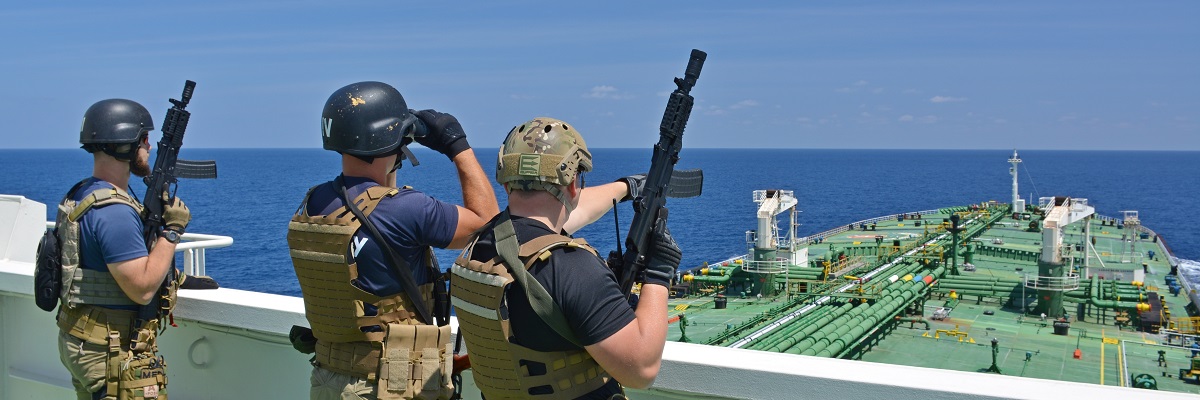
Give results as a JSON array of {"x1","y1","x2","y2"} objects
[{"x1": 2, "y1": 1, "x2": 1196, "y2": 150}]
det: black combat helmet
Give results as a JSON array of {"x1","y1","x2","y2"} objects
[
  {"x1": 80, "y1": 99, "x2": 154, "y2": 160},
  {"x1": 321, "y1": 81, "x2": 419, "y2": 158}
]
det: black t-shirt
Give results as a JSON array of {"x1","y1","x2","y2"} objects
[{"x1": 469, "y1": 213, "x2": 635, "y2": 399}]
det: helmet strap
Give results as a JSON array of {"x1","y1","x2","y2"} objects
[
  {"x1": 547, "y1": 185, "x2": 575, "y2": 214},
  {"x1": 96, "y1": 143, "x2": 136, "y2": 162}
]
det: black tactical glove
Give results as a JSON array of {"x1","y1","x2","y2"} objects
[
  {"x1": 639, "y1": 220, "x2": 682, "y2": 288},
  {"x1": 615, "y1": 174, "x2": 646, "y2": 202},
  {"x1": 413, "y1": 109, "x2": 471, "y2": 159}
]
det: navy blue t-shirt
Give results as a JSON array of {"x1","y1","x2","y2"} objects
[
  {"x1": 74, "y1": 177, "x2": 148, "y2": 272},
  {"x1": 303, "y1": 175, "x2": 459, "y2": 296},
  {"x1": 72, "y1": 177, "x2": 148, "y2": 310},
  {"x1": 468, "y1": 213, "x2": 636, "y2": 399}
]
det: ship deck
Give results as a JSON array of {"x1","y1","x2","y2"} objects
[{"x1": 667, "y1": 205, "x2": 1200, "y2": 394}]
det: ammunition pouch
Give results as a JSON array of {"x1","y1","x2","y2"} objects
[
  {"x1": 289, "y1": 325, "x2": 317, "y2": 354},
  {"x1": 106, "y1": 330, "x2": 168, "y2": 400},
  {"x1": 314, "y1": 324, "x2": 453, "y2": 400}
]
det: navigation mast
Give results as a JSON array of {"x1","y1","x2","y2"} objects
[{"x1": 1009, "y1": 150, "x2": 1025, "y2": 212}]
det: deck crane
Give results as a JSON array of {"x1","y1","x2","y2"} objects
[{"x1": 1030, "y1": 196, "x2": 1094, "y2": 318}]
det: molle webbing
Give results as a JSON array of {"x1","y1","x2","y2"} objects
[
  {"x1": 57, "y1": 187, "x2": 143, "y2": 308},
  {"x1": 315, "y1": 340, "x2": 382, "y2": 379},
  {"x1": 450, "y1": 229, "x2": 610, "y2": 399},
  {"x1": 288, "y1": 185, "x2": 434, "y2": 344},
  {"x1": 313, "y1": 325, "x2": 454, "y2": 399},
  {"x1": 65, "y1": 268, "x2": 139, "y2": 307}
]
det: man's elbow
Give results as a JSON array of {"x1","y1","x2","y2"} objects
[
  {"x1": 618, "y1": 362, "x2": 662, "y2": 389},
  {"x1": 129, "y1": 290, "x2": 154, "y2": 305}
]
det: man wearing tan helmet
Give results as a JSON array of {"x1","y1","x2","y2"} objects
[{"x1": 450, "y1": 117, "x2": 681, "y2": 399}]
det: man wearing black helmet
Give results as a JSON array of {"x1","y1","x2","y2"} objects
[
  {"x1": 288, "y1": 81, "x2": 498, "y2": 400},
  {"x1": 55, "y1": 99, "x2": 190, "y2": 399}
]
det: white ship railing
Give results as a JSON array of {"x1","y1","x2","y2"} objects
[
  {"x1": 741, "y1": 259, "x2": 788, "y2": 274},
  {"x1": 44, "y1": 222, "x2": 233, "y2": 277},
  {"x1": 5, "y1": 196, "x2": 1197, "y2": 399},
  {"x1": 797, "y1": 208, "x2": 941, "y2": 244},
  {"x1": 1023, "y1": 272, "x2": 1082, "y2": 291}
]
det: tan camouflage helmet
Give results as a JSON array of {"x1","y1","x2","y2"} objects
[{"x1": 497, "y1": 117, "x2": 593, "y2": 208}]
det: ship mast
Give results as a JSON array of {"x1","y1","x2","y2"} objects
[{"x1": 1008, "y1": 150, "x2": 1024, "y2": 212}]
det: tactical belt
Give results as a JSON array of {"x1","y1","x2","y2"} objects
[
  {"x1": 58, "y1": 305, "x2": 138, "y2": 346},
  {"x1": 315, "y1": 340, "x2": 382, "y2": 380}
]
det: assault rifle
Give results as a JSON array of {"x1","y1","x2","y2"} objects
[
  {"x1": 611, "y1": 49, "x2": 707, "y2": 297},
  {"x1": 138, "y1": 80, "x2": 219, "y2": 327}
]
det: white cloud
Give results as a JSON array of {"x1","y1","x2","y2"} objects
[
  {"x1": 835, "y1": 87, "x2": 853, "y2": 93},
  {"x1": 853, "y1": 80, "x2": 868, "y2": 86},
  {"x1": 901, "y1": 114, "x2": 937, "y2": 123},
  {"x1": 1058, "y1": 113, "x2": 1078, "y2": 122},
  {"x1": 704, "y1": 105, "x2": 726, "y2": 116},
  {"x1": 994, "y1": 118, "x2": 1008, "y2": 124},
  {"x1": 930, "y1": 96, "x2": 967, "y2": 103},
  {"x1": 584, "y1": 85, "x2": 633, "y2": 100},
  {"x1": 872, "y1": 88, "x2": 884, "y2": 94},
  {"x1": 797, "y1": 117, "x2": 812, "y2": 123},
  {"x1": 860, "y1": 112, "x2": 872, "y2": 117},
  {"x1": 729, "y1": 100, "x2": 759, "y2": 109}
]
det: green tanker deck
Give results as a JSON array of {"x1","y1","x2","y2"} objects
[{"x1": 660, "y1": 153, "x2": 1199, "y2": 394}]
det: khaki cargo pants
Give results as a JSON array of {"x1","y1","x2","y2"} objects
[{"x1": 59, "y1": 330, "x2": 108, "y2": 400}]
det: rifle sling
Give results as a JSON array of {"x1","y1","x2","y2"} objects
[
  {"x1": 334, "y1": 176, "x2": 436, "y2": 326},
  {"x1": 492, "y1": 210, "x2": 583, "y2": 347}
]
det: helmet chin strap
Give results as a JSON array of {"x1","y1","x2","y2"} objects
[{"x1": 100, "y1": 144, "x2": 137, "y2": 163}]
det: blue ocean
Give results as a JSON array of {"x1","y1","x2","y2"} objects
[{"x1": 3, "y1": 148, "x2": 1198, "y2": 297}]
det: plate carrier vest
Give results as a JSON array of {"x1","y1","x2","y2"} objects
[
  {"x1": 450, "y1": 212, "x2": 613, "y2": 399},
  {"x1": 288, "y1": 184, "x2": 453, "y2": 400},
  {"x1": 53, "y1": 180, "x2": 173, "y2": 400}
]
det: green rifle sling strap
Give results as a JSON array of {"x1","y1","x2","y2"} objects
[
  {"x1": 334, "y1": 176, "x2": 436, "y2": 326},
  {"x1": 492, "y1": 210, "x2": 582, "y2": 347}
]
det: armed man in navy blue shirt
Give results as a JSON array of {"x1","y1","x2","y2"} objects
[
  {"x1": 451, "y1": 117, "x2": 681, "y2": 399},
  {"x1": 287, "y1": 81, "x2": 499, "y2": 400},
  {"x1": 54, "y1": 99, "x2": 191, "y2": 400}
]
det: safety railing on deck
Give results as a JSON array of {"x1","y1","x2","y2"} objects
[
  {"x1": 797, "y1": 209, "x2": 941, "y2": 244},
  {"x1": 45, "y1": 222, "x2": 232, "y2": 277},
  {"x1": 742, "y1": 259, "x2": 788, "y2": 274},
  {"x1": 1023, "y1": 272, "x2": 1081, "y2": 291}
]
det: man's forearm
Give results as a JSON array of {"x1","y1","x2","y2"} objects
[
  {"x1": 452, "y1": 149, "x2": 499, "y2": 220},
  {"x1": 564, "y1": 182, "x2": 627, "y2": 234}
]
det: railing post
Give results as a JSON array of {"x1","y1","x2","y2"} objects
[{"x1": 184, "y1": 249, "x2": 195, "y2": 276}]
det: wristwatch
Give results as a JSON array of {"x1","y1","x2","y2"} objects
[{"x1": 160, "y1": 229, "x2": 183, "y2": 244}]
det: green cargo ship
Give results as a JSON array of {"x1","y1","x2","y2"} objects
[{"x1": 660, "y1": 150, "x2": 1200, "y2": 394}]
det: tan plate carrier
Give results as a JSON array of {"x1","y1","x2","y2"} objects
[
  {"x1": 54, "y1": 184, "x2": 171, "y2": 399},
  {"x1": 288, "y1": 185, "x2": 453, "y2": 400},
  {"x1": 450, "y1": 212, "x2": 613, "y2": 399}
]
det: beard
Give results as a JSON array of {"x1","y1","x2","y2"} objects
[{"x1": 130, "y1": 156, "x2": 151, "y2": 177}]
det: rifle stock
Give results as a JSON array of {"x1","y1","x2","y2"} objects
[{"x1": 614, "y1": 49, "x2": 706, "y2": 297}]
